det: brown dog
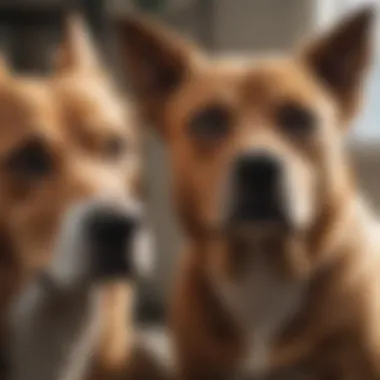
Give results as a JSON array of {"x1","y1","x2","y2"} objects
[
  {"x1": 0, "y1": 15, "x2": 155, "y2": 380},
  {"x1": 116, "y1": 7, "x2": 380, "y2": 380}
]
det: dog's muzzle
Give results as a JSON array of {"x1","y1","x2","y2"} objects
[
  {"x1": 228, "y1": 152, "x2": 288, "y2": 227},
  {"x1": 84, "y1": 204, "x2": 141, "y2": 279},
  {"x1": 47, "y1": 198, "x2": 154, "y2": 289}
]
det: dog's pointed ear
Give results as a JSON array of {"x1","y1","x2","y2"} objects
[
  {"x1": 115, "y1": 14, "x2": 202, "y2": 134},
  {"x1": 299, "y1": 7, "x2": 375, "y2": 121},
  {"x1": 55, "y1": 13, "x2": 103, "y2": 74}
]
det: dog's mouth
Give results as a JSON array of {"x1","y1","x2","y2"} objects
[
  {"x1": 47, "y1": 199, "x2": 154, "y2": 289},
  {"x1": 225, "y1": 209, "x2": 293, "y2": 242},
  {"x1": 85, "y1": 206, "x2": 140, "y2": 279},
  {"x1": 228, "y1": 191, "x2": 289, "y2": 227},
  {"x1": 84, "y1": 203, "x2": 154, "y2": 281}
]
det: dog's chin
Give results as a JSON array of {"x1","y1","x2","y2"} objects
[
  {"x1": 222, "y1": 206, "x2": 300, "y2": 242},
  {"x1": 226, "y1": 221, "x2": 291, "y2": 245},
  {"x1": 201, "y1": 210, "x2": 299, "y2": 242},
  {"x1": 89, "y1": 224, "x2": 155, "y2": 283},
  {"x1": 203, "y1": 219, "x2": 291, "y2": 244}
]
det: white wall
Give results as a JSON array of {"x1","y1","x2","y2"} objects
[{"x1": 213, "y1": 0, "x2": 314, "y2": 52}]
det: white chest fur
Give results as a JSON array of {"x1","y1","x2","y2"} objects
[{"x1": 216, "y1": 251, "x2": 305, "y2": 378}]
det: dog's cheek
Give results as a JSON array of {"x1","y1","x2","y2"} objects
[
  {"x1": 174, "y1": 181, "x2": 202, "y2": 234},
  {"x1": 285, "y1": 160, "x2": 316, "y2": 229},
  {"x1": 324, "y1": 140, "x2": 349, "y2": 202},
  {"x1": 131, "y1": 226, "x2": 155, "y2": 279},
  {"x1": 195, "y1": 158, "x2": 229, "y2": 229},
  {"x1": 174, "y1": 152, "x2": 225, "y2": 233},
  {"x1": 173, "y1": 171, "x2": 216, "y2": 237},
  {"x1": 124, "y1": 156, "x2": 141, "y2": 199}
]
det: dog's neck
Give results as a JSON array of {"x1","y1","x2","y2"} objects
[
  {"x1": 94, "y1": 281, "x2": 136, "y2": 371},
  {"x1": 270, "y1": 193, "x2": 380, "y2": 371},
  {"x1": 183, "y1": 192, "x2": 375, "y2": 377},
  {"x1": 76, "y1": 281, "x2": 136, "y2": 380}
]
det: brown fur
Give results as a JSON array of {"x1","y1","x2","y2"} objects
[{"x1": 116, "y1": 7, "x2": 380, "y2": 379}]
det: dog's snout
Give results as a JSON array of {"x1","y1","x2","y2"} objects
[
  {"x1": 235, "y1": 153, "x2": 281, "y2": 192},
  {"x1": 86, "y1": 209, "x2": 138, "y2": 247},
  {"x1": 84, "y1": 205, "x2": 141, "y2": 279},
  {"x1": 229, "y1": 152, "x2": 287, "y2": 225}
]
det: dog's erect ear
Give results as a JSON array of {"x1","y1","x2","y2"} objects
[
  {"x1": 300, "y1": 7, "x2": 375, "y2": 122},
  {"x1": 55, "y1": 13, "x2": 103, "y2": 74},
  {"x1": 115, "y1": 14, "x2": 201, "y2": 134}
]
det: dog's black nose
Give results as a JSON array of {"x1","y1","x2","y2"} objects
[
  {"x1": 87, "y1": 210, "x2": 137, "y2": 246},
  {"x1": 230, "y1": 152, "x2": 284, "y2": 223},
  {"x1": 85, "y1": 208, "x2": 140, "y2": 279},
  {"x1": 235, "y1": 153, "x2": 280, "y2": 192}
]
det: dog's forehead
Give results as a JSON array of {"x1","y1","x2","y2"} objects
[
  {"x1": 54, "y1": 75, "x2": 134, "y2": 139},
  {"x1": 204, "y1": 55, "x2": 327, "y2": 103},
  {"x1": 171, "y1": 55, "x2": 333, "y2": 120},
  {"x1": 243, "y1": 59, "x2": 328, "y2": 104},
  {"x1": 0, "y1": 78, "x2": 58, "y2": 121},
  {"x1": 0, "y1": 79, "x2": 62, "y2": 152}
]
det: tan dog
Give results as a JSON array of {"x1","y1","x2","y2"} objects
[
  {"x1": 0, "y1": 15, "x2": 156, "y2": 380},
  {"x1": 116, "y1": 7, "x2": 380, "y2": 380}
]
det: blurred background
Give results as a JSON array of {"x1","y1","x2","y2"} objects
[{"x1": 1, "y1": 0, "x2": 379, "y2": 326}]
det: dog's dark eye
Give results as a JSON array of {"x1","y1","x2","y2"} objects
[
  {"x1": 276, "y1": 102, "x2": 316, "y2": 137},
  {"x1": 189, "y1": 105, "x2": 233, "y2": 141},
  {"x1": 5, "y1": 138, "x2": 53, "y2": 179},
  {"x1": 104, "y1": 136, "x2": 127, "y2": 159}
]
